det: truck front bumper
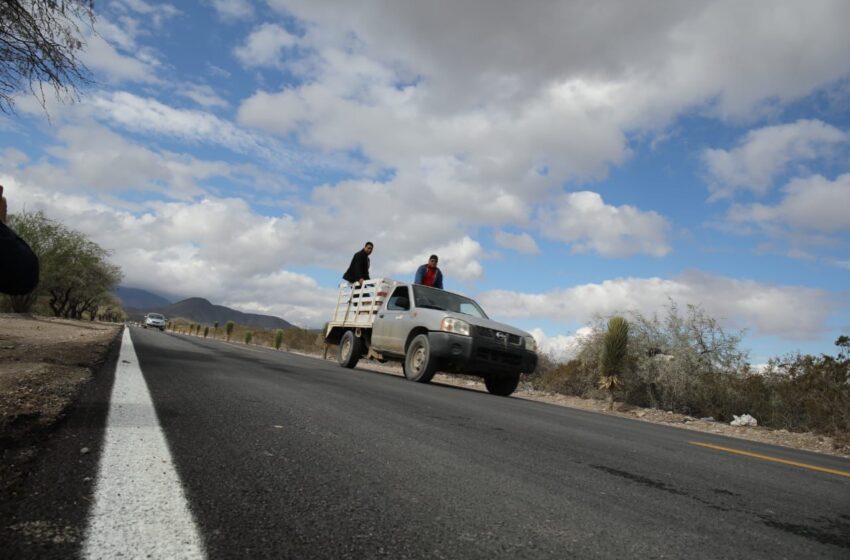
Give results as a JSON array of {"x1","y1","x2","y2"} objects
[{"x1": 428, "y1": 331, "x2": 538, "y2": 375}]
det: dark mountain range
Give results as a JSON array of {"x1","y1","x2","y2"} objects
[
  {"x1": 114, "y1": 286, "x2": 172, "y2": 309},
  {"x1": 112, "y1": 286, "x2": 172, "y2": 309},
  {"x1": 127, "y1": 297, "x2": 294, "y2": 330}
]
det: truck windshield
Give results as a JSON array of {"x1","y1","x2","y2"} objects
[{"x1": 412, "y1": 285, "x2": 488, "y2": 319}]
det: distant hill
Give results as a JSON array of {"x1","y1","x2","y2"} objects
[
  {"x1": 128, "y1": 297, "x2": 294, "y2": 330},
  {"x1": 114, "y1": 286, "x2": 172, "y2": 309}
]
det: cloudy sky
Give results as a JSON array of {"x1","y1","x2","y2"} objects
[{"x1": 2, "y1": 0, "x2": 849, "y2": 362}]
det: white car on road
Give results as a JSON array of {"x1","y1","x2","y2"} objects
[{"x1": 143, "y1": 313, "x2": 167, "y2": 331}]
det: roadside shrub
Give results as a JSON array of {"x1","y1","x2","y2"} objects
[
  {"x1": 755, "y1": 339, "x2": 850, "y2": 437},
  {"x1": 203, "y1": 326, "x2": 209, "y2": 338},
  {"x1": 531, "y1": 358, "x2": 598, "y2": 396},
  {"x1": 599, "y1": 316, "x2": 629, "y2": 410},
  {"x1": 282, "y1": 327, "x2": 324, "y2": 353},
  {"x1": 624, "y1": 303, "x2": 749, "y2": 415},
  {"x1": 538, "y1": 302, "x2": 749, "y2": 412},
  {"x1": 245, "y1": 331, "x2": 252, "y2": 345},
  {"x1": 274, "y1": 329, "x2": 284, "y2": 350},
  {"x1": 539, "y1": 300, "x2": 849, "y2": 442},
  {"x1": 225, "y1": 320, "x2": 234, "y2": 341}
]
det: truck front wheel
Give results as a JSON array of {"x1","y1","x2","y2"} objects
[
  {"x1": 484, "y1": 372, "x2": 520, "y2": 396},
  {"x1": 338, "y1": 330, "x2": 363, "y2": 369},
  {"x1": 403, "y1": 334, "x2": 437, "y2": 383}
]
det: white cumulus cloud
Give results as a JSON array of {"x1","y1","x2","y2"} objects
[
  {"x1": 234, "y1": 23, "x2": 298, "y2": 68},
  {"x1": 702, "y1": 120, "x2": 847, "y2": 198},
  {"x1": 494, "y1": 231, "x2": 540, "y2": 254},
  {"x1": 209, "y1": 0, "x2": 254, "y2": 20},
  {"x1": 538, "y1": 191, "x2": 671, "y2": 257},
  {"x1": 478, "y1": 271, "x2": 838, "y2": 340},
  {"x1": 529, "y1": 327, "x2": 594, "y2": 362},
  {"x1": 727, "y1": 173, "x2": 850, "y2": 234}
]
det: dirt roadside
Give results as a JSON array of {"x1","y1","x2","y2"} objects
[
  {"x1": 0, "y1": 314, "x2": 122, "y2": 492},
  {"x1": 2, "y1": 315, "x2": 847, "y2": 469}
]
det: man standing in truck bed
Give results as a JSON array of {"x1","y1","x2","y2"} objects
[
  {"x1": 343, "y1": 241, "x2": 372, "y2": 285},
  {"x1": 414, "y1": 254, "x2": 443, "y2": 289}
]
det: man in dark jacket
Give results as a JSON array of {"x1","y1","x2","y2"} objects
[
  {"x1": 343, "y1": 241, "x2": 373, "y2": 284},
  {"x1": 0, "y1": 185, "x2": 39, "y2": 295},
  {"x1": 414, "y1": 254, "x2": 443, "y2": 289}
]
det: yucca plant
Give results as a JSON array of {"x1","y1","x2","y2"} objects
[
  {"x1": 599, "y1": 316, "x2": 629, "y2": 410},
  {"x1": 213, "y1": 321, "x2": 219, "y2": 338},
  {"x1": 203, "y1": 326, "x2": 209, "y2": 338},
  {"x1": 225, "y1": 320, "x2": 234, "y2": 341},
  {"x1": 245, "y1": 331, "x2": 253, "y2": 345},
  {"x1": 274, "y1": 329, "x2": 284, "y2": 350}
]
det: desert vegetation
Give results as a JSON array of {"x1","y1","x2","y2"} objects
[{"x1": 531, "y1": 303, "x2": 850, "y2": 444}]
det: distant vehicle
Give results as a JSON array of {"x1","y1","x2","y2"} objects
[
  {"x1": 324, "y1": 279, "x2": 537, "y2": 396},
  {"x1": 143, "y1": 313, "x2": 166, "y2": 331}
]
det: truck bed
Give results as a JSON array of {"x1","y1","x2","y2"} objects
[{"x1": 325, "y1": 278, "x2": 393, "y2": 334}]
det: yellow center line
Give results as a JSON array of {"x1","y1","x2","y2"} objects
[{"x1": 690, "y1": 442, "x2": 850, "y2": 479}]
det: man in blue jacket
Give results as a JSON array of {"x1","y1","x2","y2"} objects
[{"x1": 414, "y1": 254, "x2": 443, "y2": 289}]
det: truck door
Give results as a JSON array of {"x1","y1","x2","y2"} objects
[{"x1": 372, "y1": 286, "x2": 411, "y2": 355}]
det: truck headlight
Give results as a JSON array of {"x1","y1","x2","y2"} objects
[
  {"x1": 524, "y1": 336, "x2": 537, "y2": 352},
  {"x1": 440, "y1": 317, "x2": 470, "y2": 336}
]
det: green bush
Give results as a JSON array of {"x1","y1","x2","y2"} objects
[
  {"x1": 203, "y1": 326, "x2": 209, "y2": 338},
  {"x1": 274, "y1": 329, "x2": 284, "y2": 350},
  {"x1": 225, "y1": 320, "x2": 235, "y2": 341},
  {"x1": 245, "y1": 331, "x2": 252, "y2": 345},
  {"x1": 599, "y1": 316, "x2": 629, "y2": 409}
]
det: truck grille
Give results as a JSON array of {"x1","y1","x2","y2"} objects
[
  {"x1": 476, "y1": 347, "x2": 522, "y2": 366},
  {"x1": 475, "y1": 326, "x2": 521, "y2": 345}
]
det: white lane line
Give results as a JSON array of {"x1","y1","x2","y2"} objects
[{"x1": 84, "y1": 329, "x2": 206, "y2": 560}]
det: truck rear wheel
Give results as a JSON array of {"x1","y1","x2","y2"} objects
[
  {"x1": 403, "y1": 334, "x2": 437, "y2": 383},
  {"x1": 484, "y1": 372, "x2": 520, "y2": 396},
  {"x1": 338, "y1": 330, "x2": 362, "y2": 369}
]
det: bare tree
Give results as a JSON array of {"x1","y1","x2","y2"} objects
[{"x1": 0, "y1": 0, "x2": 95, "y2": 113}]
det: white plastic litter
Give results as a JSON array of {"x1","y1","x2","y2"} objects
[{"x1": 730, "y1": 414, "x2": 758, "y2": 427}]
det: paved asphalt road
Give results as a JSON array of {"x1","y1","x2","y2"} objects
[{"x1": 4, "y1": 326, "x2": 850, "y2": 559}]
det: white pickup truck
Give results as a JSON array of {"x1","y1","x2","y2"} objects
[{"x1": 324, "y1": 279, "x2": 538, "y2": 396}]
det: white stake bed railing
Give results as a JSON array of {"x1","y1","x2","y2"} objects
[{"x1": 326, "y1": 278, "x2": 394, "y2": 332}]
